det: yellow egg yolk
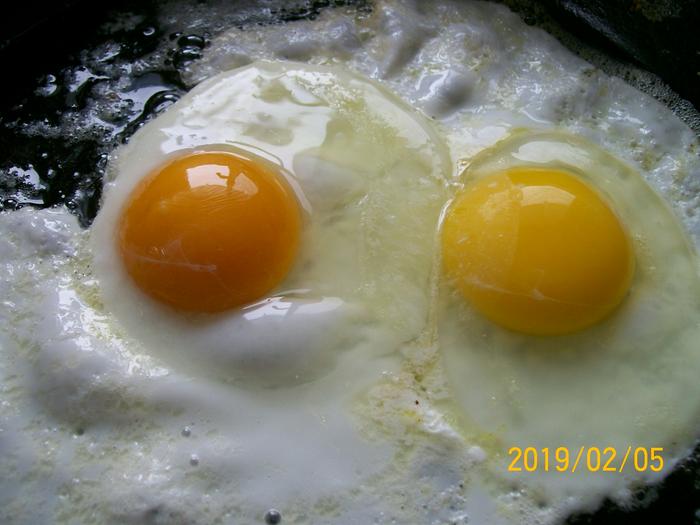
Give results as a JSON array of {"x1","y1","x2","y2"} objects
[
  {"x1": 441, "y1": 167, "x2": 635, "y2": 335},
  {"x1": 118, "y1": 151, "x2": 302, "y2": 313}
]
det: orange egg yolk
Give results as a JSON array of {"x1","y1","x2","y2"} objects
[
  {"x1": 441, "y1": 167, "x2": 635, "y2": 335},
  {"x1": 118, "y1": 151, "x2": 302, "y2": 313}
]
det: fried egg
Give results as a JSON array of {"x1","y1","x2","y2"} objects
[
  {"x1": 1, "y1": 58, "x2": 458, "y2": 523},
  {"x1": 437, "y1": 131, "x2": 700, "y2": 510},
  {"x1": 91, "y1": 60, "x2": 450, "y2": 385},
  {"x1": 2, "y1": 1, "x2": 700, "y2": 524}
]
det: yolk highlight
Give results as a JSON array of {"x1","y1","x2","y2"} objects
[
  {"x1": 441, "y1": 168, "x2": 635, "y2": 335},
  {"x1": 118, "y1": 151, "x2": 302, "y2": 313}
]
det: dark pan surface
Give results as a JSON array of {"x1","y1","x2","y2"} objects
[{"x1": 1, "y1": 1, "x2": 699, "y2": 523}]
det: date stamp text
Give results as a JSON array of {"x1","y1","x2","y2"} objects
[{"x1": 507, "y1": 446, "x2": 664, "y2": 473}]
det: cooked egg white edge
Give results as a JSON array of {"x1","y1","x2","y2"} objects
[
  {"x1": 188, "y1": 0, "x2": 700, "y2": 242},
  {"x1": 0, "y1": 208, "x2": 399, "y2": 523}
]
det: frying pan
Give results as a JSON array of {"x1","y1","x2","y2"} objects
[{"x1": 1, "y1": 1, "x2": 698, "y2": 523}]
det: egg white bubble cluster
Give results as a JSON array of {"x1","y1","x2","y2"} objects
[{"x1": 2, "y1": 1, "x2": 700, "y2": 524}]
